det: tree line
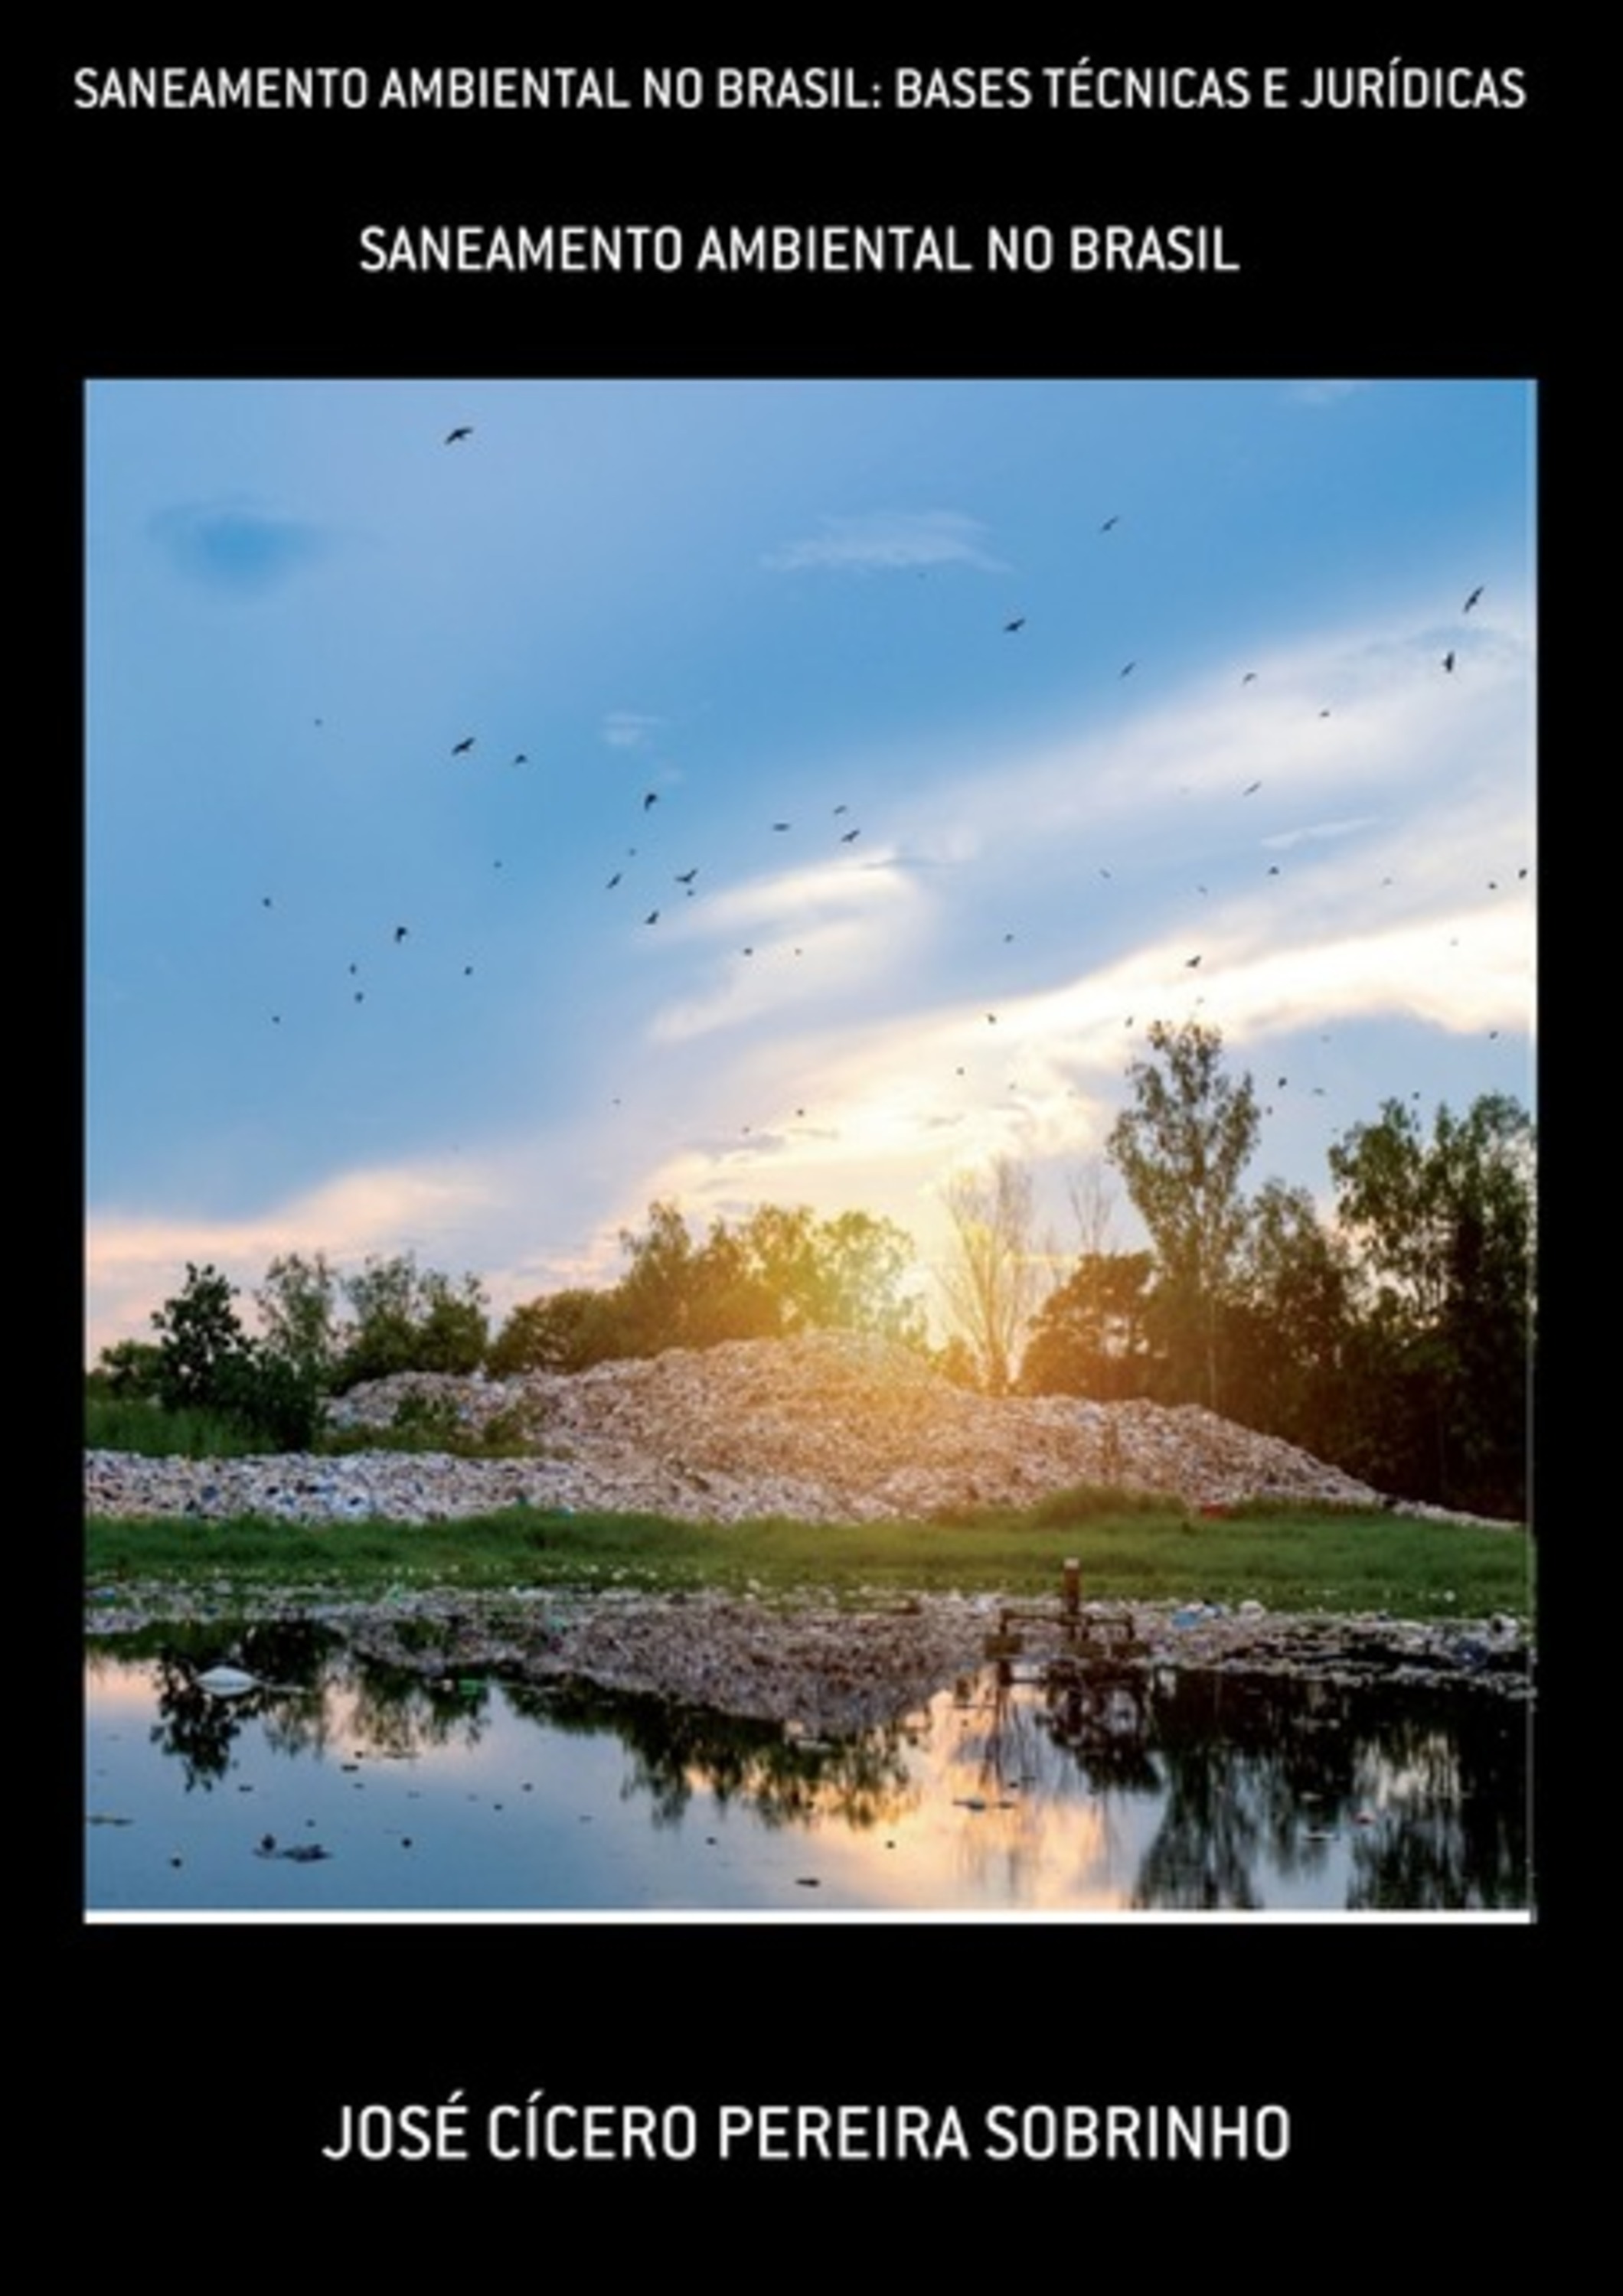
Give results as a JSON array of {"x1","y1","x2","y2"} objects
[
  {"x1": 91, "y1": 1203, "x2": 923, "y2": 1452},
  {"x1": 93, "y1": 1021, "x2": 1533, "y2": 1516},
  {"x1": 1011, "y1": 1022, "x2": 1532, "y2": 1518}
]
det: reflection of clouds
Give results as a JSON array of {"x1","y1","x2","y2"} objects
[
  {"x1": 871, "y1": 1693, "x2": 1124, "y2": 1913},
  {"x1": 87, "y1": 1654, "x2": 1529, "y2": 1913}
]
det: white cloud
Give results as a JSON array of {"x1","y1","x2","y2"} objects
[
  {"x1": 1285, "y1": 380, "x2": 1374, "y2": 406},
  {"x1": 601, "y1": 710, "x2": 662, "y2": 748},
  {"x1": 764, "y1": 510, "x2": 1006, "y2": 575},
  {"x1": 645, "y1": 854, "x2": 933, "y2": 1044},
  {"x1": 1261, "y1": 817, "x2": 1381, "y2": 852},
  {"x1": 86, "y1": 1161, "x2": 507, "y2": 1360}
]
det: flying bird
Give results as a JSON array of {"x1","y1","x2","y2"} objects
[
  {"x1": 1004, "y1": 615, "x2": 1027, "y2": 634},
  {"x1": 452, "y1": 736, "x2": 475, "y2": 755},
  {"x1": 444, "y1": 426, "x2": 473, "y2": 444},
  {"x1": 1185, "y1": 954, "x2": 1202, "y2": 968},
  {"x1": 840, "y1": 828, "x2": 860, "y2": 843},
  {"x1": 642, "y1": 791, "x2": 658, "y2": 810},
  {"x1": 1099, "y1": 515, "x2": 1120, "y2": 532},
  {"x1": 1463, "y1": 585, "x2": 1484, "y2": 612},
  {"x1": 1442, "y1": 651, "x2": 1456, "y2": 673},
  {"x1": 674, "y1": 868, "x2": 698, "y2": 885},
  {"x1": 606, "y1": 872, "x2": 622, "y2": 889},
  {"x1": 394, "y1": 925, "x2": 409, "y2": 943},
  {"x1": 1241, "y1": 670, "x2": 1257, "y2": 683},
  {"x1": 1243, "y1": 780, "x2": 1262, "y2": 795},
  {"x1": 645, "y1": 910, "x2": 660, "y2": 925},
  {"x1": 1119, "y1": 660, "x2": 1137, "y2": 677}
]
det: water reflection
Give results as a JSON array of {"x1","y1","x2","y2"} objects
[
  {"x1": 85, "y1": 1631, "x2": 1529, "y2": 1913},
  {"x1": 521, "y1": 1680, "x2": 918, "y2": 1833}
]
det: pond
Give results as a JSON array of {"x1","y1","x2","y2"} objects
[{"x1": 85, "y1": 1622, "x2": 1530, "y2": 1915}]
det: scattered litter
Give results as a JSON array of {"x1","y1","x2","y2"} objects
[{"x1": 194, "y1": 1665, "x2": 260, "y2": 1696}]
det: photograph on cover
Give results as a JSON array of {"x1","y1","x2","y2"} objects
[{"x1": 85, "y1": 375, "x2": 1533, "y2": 1916}]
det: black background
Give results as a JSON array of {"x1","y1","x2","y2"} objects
[{"x1": 54, "y1": 31, "x2": 1555, "y2": 2251}]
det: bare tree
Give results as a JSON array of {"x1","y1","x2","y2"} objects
[
  {"x1": 1066, "y1": 1156, "x2": 1118, "y2": 1258},
  {"x1": 937, "y1": 1155, "x2": 1053, "y2": 1394}
]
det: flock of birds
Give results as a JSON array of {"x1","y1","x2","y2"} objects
[{"x1": 250, "y1": 419, "x2": 1527, "y2": 1171}]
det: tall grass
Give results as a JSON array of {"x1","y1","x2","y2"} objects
[
  {"x1": 84, "y1": 1395, "x2": 266, "y2": 1459},
  {"x1": 83, "y1": 1497, "x2": 1533, "y2": 1622},
  {"x1": 84, "y1": 1388, "x2": 535, "y2": 1462}
]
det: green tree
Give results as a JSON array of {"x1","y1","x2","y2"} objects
[
  {"x1": 489, "y1": 1202, "x2": 926, "y2": 1374},
  {"x1": 149, "y1": 1261, "x2": 323, "y2": 1446},
  {"x1": 790, "y1": 1208, "x2": 926, "y2": 1347},
  {"x1": 255, "y1": 1250, "x2": 344, "y2": 1390},
  {"x1": 151, "y1": 1262, "x2": 256, "y2": 1414},
  {"x1": 615, "y1": 1199, "x2": 926, "y2": 1356},
  {"x1": 1224, "y1": 1180, "x2": 1354, "y2": 1453},
  {"x1": 415, "y1": 1269, "x2": 491, "y2": 1373},
  {"x1": 612, "y1": 1201, "x2": 746, "y2": 1353},
  {"x1": 1105, "y1": 1019, "x2": 1260, "y2": 1412},
  {"x1": 1328, "y1": 1094, "x2": 1533, "y2": 1515},
  {"x1": 718, "y1": 1202, "x2": 925, "y2": 1347},
  {"x1": 92, "y1": 1336, "x2": 165, "y2": 1400},
  {"x1": 488, "y1": 1288, "x2": 621, "y2": 1377},
  {"x1": 1019, "y1": 1250, "x2": 1158, "y2": 1399},
  {"x1": 723, "y1": 1203, "x2": 821, "y2": 1335},
  {"x1": 337, "y1": 1252, "x2": 490, "y2": 1387}
]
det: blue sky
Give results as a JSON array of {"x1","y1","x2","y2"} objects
[{"x1": 85, "y1": 377, "x2": 1534, "y2": 1359}]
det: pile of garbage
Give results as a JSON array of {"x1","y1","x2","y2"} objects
[{"x1": 91, "y1": 1331, "x2": 1400, "y2": 1525}]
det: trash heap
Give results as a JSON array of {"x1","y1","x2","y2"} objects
[{"x1": 90, "y1": 1330, "x2": 1398, "y2": 1525}]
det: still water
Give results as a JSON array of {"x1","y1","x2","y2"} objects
[{"x1": 86, "y1": 1623, "x2": 1530, "y2": 1914}]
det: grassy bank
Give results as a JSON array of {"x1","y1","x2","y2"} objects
[{"x1": 84, "y1": 1491, "x2": 1532, "y2": 1623}]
